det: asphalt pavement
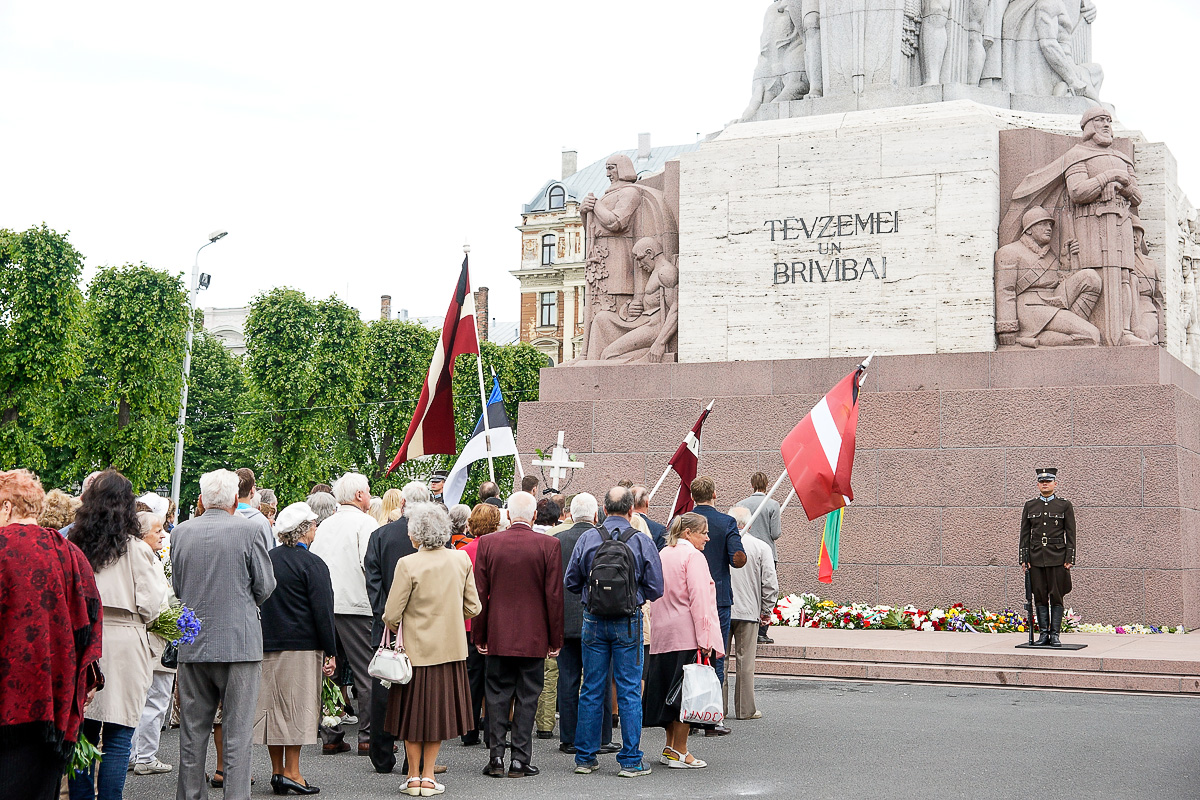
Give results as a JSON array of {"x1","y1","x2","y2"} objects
[{"x1": 122, "y1": 678, "x2": 1200, "y2": 800}]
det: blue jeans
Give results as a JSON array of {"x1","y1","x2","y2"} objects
[
  {"x1": 557, "y1": 637, "x2": 611, "y2": 747},
  {"x1": 68, "y1": 720, "x2": 134, "y2": 800},
  {"x1": 713, "y1": 604, "x2": 732, "y2": 685},
  {"x1": 576, "y1": 612, "x2": 643, "y2": 769}
]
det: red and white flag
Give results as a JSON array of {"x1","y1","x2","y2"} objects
[
  {"x1": 667, "y1": 402, "x2": 713, "y2": 517},
  {"x1": 781, "y1": 362, "x2": 867, "y2": 521},
  {"x1": 387, "y1": 256, "x2": 480, "y2": 473}
]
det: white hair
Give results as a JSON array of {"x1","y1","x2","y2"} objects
[
  {"x1": 200, "y1": 469, "x2": 239, "y2": 511},
  {"x1": 728, "y1": 506, "x2": 751, "y2": 530},
  {"x1": 137, "y1": 509, "x2": 165, "y2": 535},
  {"x1": 333, "y1": 472, "x2": 370, "y2": 504},
  {"x1": 408, "y1": 503, "x2": 451, "y2": 548},
  {"x1": 306, "y1": 492, "x2": 337, "y2": 524},
  {"x1": 402, "y1": 480, "x2": 431, "y2": 509},
  {"x1": 508, "y1": 491, "x2": 537, "y2": 524},
  {"x1": 570, "y1": 492, "x2": 599, "y2": 522}
]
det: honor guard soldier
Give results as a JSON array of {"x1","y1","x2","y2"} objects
[
  {"x1": 428, "y1": 468, "x2": 449, "y2": 506},
  {"x1": 1019, "y1": 468, "x2": 1076, "y2": 647}
]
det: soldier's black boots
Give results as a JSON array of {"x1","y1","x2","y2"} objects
[
  {"x1": 1049, "y1": 605, "x2": 1064, "y2": 647},
  {"x1": 1035, "y1": 605, "x2": 1051, "y2": 646}
]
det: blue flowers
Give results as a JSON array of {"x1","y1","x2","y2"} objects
[
  {"x1": 149, "y1": 603, "x2": 202, "y2": 646},
  {"x1": 173, "y1": 606, "x2": 202, "y2": 646}
]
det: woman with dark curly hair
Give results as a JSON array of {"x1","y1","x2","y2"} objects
[{"x1": 68, "y1": 470, "x2": 169, "y2": 800}]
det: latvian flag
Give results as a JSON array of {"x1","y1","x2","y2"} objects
[
  {"x1": 666, "y1": 402, "x2": 714, "y2": 517},
  {"x1": 780, "y1": 362, "x2": 867, "y2": 522},
  {"x1": 387, "y1": 256, "x2": 480, "y2": 473}
]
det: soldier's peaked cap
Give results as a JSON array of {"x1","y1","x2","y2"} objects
[
  {"x1": 1036, "y1": 467, "x2": 1059, "y2": 481},
  {"x1": 430, "y1": 469, "x2": 449, "y2": 481},
  {"x1": 1022, "y1": 207, "x2": 1054, "y2": 232}
]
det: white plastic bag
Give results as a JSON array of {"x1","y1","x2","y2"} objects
[{"x1": 679, "y1": 658, "x2": 724, "y2": 726}]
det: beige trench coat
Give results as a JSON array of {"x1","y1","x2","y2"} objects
[{"x1": 87, "y1": 537, "x2": 170, "y2": 728}]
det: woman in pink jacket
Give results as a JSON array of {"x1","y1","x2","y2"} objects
[{"x1": 642, "y1": 512, "x2": 724, "y2": 769}]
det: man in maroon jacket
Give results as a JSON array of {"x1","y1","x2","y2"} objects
[{"x1": 474, "y1": 491, "x2": 564, "y2": 779}]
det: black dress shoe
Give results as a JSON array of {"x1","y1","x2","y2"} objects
[
  {"x1": 508, "y1": 761, "x2": 540, "y2": 778},
  {"x1": 273, "y1": 775, "x2": 320, "y2": 795},
  {"x1": 559, "y1": 743, "x2": 577, "y2": 754},
  {"x1": 758, "y1": 634, "x2": 775, "y2": 645},
  {"x1": 704, "y1": 724, "x2": 732, "y2": 737},
  {"x1": 536, "y1": 730, "x2": 554, "y2": 739},
  {"x1": 598, "y1": 743, "x2": 621, "y2": 754},
  {"x1": 483, "y1": 757, "x2": 506, "y2": 777},
  {"x1": 460, "y1": 730, "x2": 481, "y2": 746}
]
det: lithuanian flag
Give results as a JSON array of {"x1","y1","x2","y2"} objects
[{"x1": 817, "y1": 507, "x2": 843, "y2": 584}]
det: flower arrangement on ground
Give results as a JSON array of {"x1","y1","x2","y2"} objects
[{"x1": 772, "y1": 593, "x2": 1184, "y2": 634}]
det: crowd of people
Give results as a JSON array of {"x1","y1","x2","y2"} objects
[{"x1": 0, "y1": 464, "x2": 780, "y2": 800}]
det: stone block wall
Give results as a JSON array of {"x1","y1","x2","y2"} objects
[{"x1": 518, "y1": 348, "x2": 1200, "y2": 627}]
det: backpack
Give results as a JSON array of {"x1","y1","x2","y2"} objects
[{"x1": 585, "y1": 526, "x2": 639, "y2": 618}]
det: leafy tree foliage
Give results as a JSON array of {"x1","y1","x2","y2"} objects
[
  {"x1": 59, "y1": 264, "x2": 188, "y2": 490},
  {"x1": 0, "y1": 225, "x2": 84, "y2": 472},
  {"x1": 180, "y1": 330, "x2": 250, "y2": 513}
]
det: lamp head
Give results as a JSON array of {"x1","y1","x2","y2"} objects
[
  {"x1": 208, "y1": 230, "x2": 228, "y2": 243},
  {"x1": 198, "y1": 273, "x2": 212, "y2": 290}
]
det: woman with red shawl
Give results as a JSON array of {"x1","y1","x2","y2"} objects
[{"x1": 0, "y1": 469, "x2": 103, "y2": 800}]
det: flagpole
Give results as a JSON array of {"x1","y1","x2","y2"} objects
[
  {"x1": 742, "y1": 470, "x2": 790, "y2": 532},
  {"x1": 466, "y1": 245, "x2": 496, "y2": 483},
  {"x1": 493, "y1": 366, "x2": 527, "y2": 481},
  {"x1": 779, "y1": 488, "x2": 795, "y2": 513}
]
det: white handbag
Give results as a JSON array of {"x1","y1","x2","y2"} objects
[{"x1": 368, "y1": 628, "x2": 412, "y2": 686}]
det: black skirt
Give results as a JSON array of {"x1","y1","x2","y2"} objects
[{"x1": 642, "y1": 649, "x2": 698, "y2": 729}]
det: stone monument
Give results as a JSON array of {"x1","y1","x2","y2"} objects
[{"x1": 518, "y1": 2, "x2": 1200, "y2": 628}]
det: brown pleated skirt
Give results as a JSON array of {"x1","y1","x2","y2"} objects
[{"x1": 384, "y1": 660, "x2": 473, "y2": 742}]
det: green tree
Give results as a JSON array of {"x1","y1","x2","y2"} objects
[
  {"x1": 179, "y1": 330, "x2": 250, "y2": 513},
  {"x1": 0, "y1": 224, "x2": 84, "y2": 472},
  {"x1": 240, "y1": 289, "x2": 365, "y2": 502},
  {"x1": 59, "y1": 264, "x2": 189, "y2": 490}
]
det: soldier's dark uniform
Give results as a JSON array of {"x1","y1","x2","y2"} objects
[{"x1": 1019, "y1": 468, "x2": 1076, "y2": 646}]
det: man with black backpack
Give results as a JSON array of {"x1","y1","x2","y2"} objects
[{"x1": 564, "y1": 486, "x2": 664, "y2": 778}]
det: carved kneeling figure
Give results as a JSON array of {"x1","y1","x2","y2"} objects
[{"x1": 995, "y1": 208, "x2": 1101, "y2": 348}]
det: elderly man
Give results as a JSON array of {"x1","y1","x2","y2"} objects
[
  {"x1": 172, "y1": 469, "x2": 275, "y2": 800},
  {"x1": 631, "y1": 486, "x2": 666, "y2": 550},
  {"x1": 726, "y1": 507, "x2": 779, "y2": 721},
  {"x1": 308, "y1": 472, "x2": 379, "y2": 752},
  {"x1": 362, "y1": 480, "x2": 431, "y2": 772},
  {"x1": 735, "y1": 472, "x2": 782, "y2": 643},
  {"x1": 553, "y1": 493, "x2": 616, "y2": 756},
  {"x1": 565, "y1": 487, "x2": 664, "y2": 778},
  {"x1": 474, "y1": 491, "x2": 564, "y2": 778}
]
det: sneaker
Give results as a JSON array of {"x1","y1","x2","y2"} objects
[
  {"x1": 574, "y1": 761, "x2": 601, "y2": 774},
  {"x1": 134, "y1": 759, "x2": 173, "y2": 775},
  {"x1": 341, "y1": 713, "x2": 359, "y2": 725},
  {"x1": 617, "y1": 762, "x2": 652, "y2": 777}
]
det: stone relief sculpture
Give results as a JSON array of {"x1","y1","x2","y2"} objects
[
  {"x1": 741, "y1": 0, "x2": 810, "y2": 121},
  {"x1": 1130, "y1": 217, "x2": 1164, "y2": 346},
  {"x1": 573, "y1": 154, "x2": 679, "y2": 364},
  {"x1": 1182, "y1": 256, "x2": 1200, "y2": 368},
  {"x1": 997, "y1": 107, "x2": 1162, "y2": 349},
  {"x1": 1001, "y1": 0, "x2": 1102, "y2": 100}
]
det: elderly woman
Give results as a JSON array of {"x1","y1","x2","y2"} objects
[
  {"x1": 0, "y1": 470, "x2": 103, "y2": 800},
  {"x1": 254, "y1": 502, "x2": 337, "y2": 796},
  {"x1": 38, "y1": 487, "x2": 81, "y2": 532},
  {"x1": 448, "y1": 503, "x2": 472, "y2": 549},
  {"x1": 258, "y1": 489, "x2": 279, "y2": 528},
  {"x1": 306, "y1": 491, "x2": 338, "y2": 526},
  {"x1": 642, "y1": 512, "x2": 723, "y2": 770},
  {"x1": 383, "y1": 504, "x2": 481, "y2": 797},
  {"x1": 128, "y1": 498, "x2": 178, "y2": 776},
  {"x1": 68, "y1": 470, "x2": 169, "y2": 800}
]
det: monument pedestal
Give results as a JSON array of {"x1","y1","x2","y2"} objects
[{"x1": 517, "y1": 346, "x2": 1200, "y2": 628}]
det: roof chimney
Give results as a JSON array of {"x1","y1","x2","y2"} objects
[
  {"x1": 637, "y1": 133, "x2": 651, "y2": 161},
  {"x1": 381, "y1": 294, "x2": 392, "y2": 321},
  {"x1": 562, "y1": 150, "x2": 578, "y2": 180},
  {"x1": 474, "y1": 287, "x2": 489, "y2": 343}
]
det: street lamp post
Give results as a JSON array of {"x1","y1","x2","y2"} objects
[{"x1": 170, "y1": 230, "x2": 228, "y2": 514}]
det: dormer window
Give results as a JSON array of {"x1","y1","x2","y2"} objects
[{"x1": 548, "y1": 185, "x2": 566, "y2": 210}]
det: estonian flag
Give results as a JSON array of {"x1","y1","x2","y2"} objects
[{"x1": 443, "y1": 371, "x2": 518, "y2": 507}]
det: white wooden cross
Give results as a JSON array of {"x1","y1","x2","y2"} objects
[{"x1": 530, "y1": 430, "x2": 586, "y2": 491}]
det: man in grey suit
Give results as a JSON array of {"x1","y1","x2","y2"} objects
[
  {"x1": 172, "y1": 469, "x2": 276, "y2": 800},
  {"x1": 735, "y1": 471, "x2": 782, "y2": 644}
]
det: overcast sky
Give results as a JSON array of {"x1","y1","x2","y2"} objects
[{"x1": 1, "y1": 1, "x2": 1196, "y2": 326}]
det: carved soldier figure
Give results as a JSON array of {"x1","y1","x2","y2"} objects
[
  {"x1": 1130, "y1": 217, "x2": 1165, "y2": 346},
  {"x1": 1183, "y1": 257, "x2": 1200, "y2": 369},
  {"x1": 742, "y1": 0, "x2": 808, "y2": 121},
  {"x1": 588, "y1": 237, "x2": 678, "y2": 363},
  {"x1": 1002, "y1": 0, "x2": 1101, "y2": 100},
  {"x1": 995, "y1": 207, "x2": 1100, "y2": 347},
  {"x1": 1019, "y1": 467, "x2": 1075, "y2": 647}
]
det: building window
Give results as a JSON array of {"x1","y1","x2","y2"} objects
[
  {"x1": 548, "y1": 185, "x2": 566, "y2": 210},
  {"x1": 539, "y1": 292, "x2": 557, "y2": 328},
  {"x1": 541, "y1": 234, "x2": 555, "y2": 266}
]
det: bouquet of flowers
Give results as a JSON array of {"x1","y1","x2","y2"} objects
[
  {"x1": 321, "y1": 677, "x2": 345, "y2": 729},
  {"x1": 149, "y1": 603, "x2": 201, "y2": 647},
  {"x1": 65, "y1": 734, "x2": 102, "y2": 775}
]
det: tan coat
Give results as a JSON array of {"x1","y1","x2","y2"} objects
[
  {"x1": 383, "y1": 547, "x2": 480, "y2": 667},
  {"x1": 88, "y1": 537, "x2": 170, "y2": 728},
  {"x1": 147, "y1": 556, "x2": 178, "y2": 675}
]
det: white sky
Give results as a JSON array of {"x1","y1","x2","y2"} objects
[{"x1": 1, "y1": 1, "x2": 1196, "y2": 325}]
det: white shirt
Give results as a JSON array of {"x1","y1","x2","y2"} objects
[{"x1": 309, "y1": 504, "x2": 379, "y2": 616}]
